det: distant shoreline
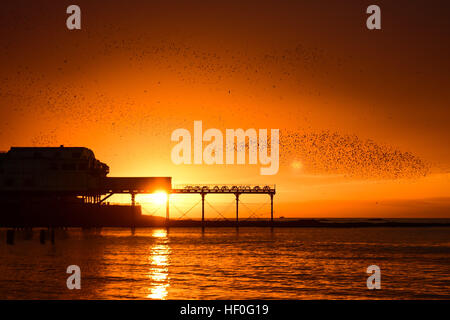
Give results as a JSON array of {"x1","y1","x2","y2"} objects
[
  {"x1": 2, "y1": 218, "x2": 450, "y2": 229},
  {"x1": 67, "y1": 218, "x2": 450, "y2": 228},
  {"x1": 159, "y1": 219, "x2": 450, "y2": 228}
]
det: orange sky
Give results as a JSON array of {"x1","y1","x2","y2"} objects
[{"x1": 0, "y1": 0, "x2": 449, "y2": 218}]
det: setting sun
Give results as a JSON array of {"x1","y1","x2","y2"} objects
[
  {"x1": 134, "y1": 191, "x2": 168, "y2": 208},
  {"x1": 150, "y1": 191, "x2": 168, "y2": 206}
]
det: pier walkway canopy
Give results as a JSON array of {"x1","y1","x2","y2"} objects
[{"x1": 99, "y1": 177, "x2": 172, "y2": 205}]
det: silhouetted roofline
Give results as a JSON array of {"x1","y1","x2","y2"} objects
[
  {"x1": 5, "y1": 146, "x2": 100, "y2": 163},
  {"x1": 9, "y1": 146, "x2": 92, "y2": 151}
]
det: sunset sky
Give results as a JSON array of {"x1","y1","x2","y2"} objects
[{"x1": 1, "y1": 0, "x2": 449, "y2": 218}]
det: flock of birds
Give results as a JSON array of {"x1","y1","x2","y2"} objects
[
  {"x1": 279, "y1": 130, "x2": 431, "y2": 179},
  {"x1": 0, "y1": 34, "x2": 342, "y2": 141},
  {"x1": 229, "y1": 129, "x2": 430, "y2": 180}
]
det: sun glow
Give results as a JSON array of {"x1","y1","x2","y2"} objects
[
  {"x1": 139, "y1": 191, "x2": 168, "y2": 206},
  {"x1": 153, "y1": 191, "x2": 168, "y2": 205}
]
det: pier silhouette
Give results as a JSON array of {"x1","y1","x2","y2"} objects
[{"x1": 0, "y1": 146, "x2": 275, "y2": 229}]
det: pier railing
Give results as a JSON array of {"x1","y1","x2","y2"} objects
[{"x1": 171, "y1": 184, "x2": 276, "y2": 194}]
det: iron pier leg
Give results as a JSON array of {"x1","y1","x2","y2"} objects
[
  {"x1": 270, "y1": 193, "x2": 274, "y2": 227},
  {"x1": 51, "y1": 228, "x2": 55, "y2": 244},
  {"x1": 131, "y1": 193, "x2": 136, "y2": 233},
  {"x1": 201, "y1": 193, "x2": 205, "y2": 231},
  {"x1": 166, "y1": 193, "x2": 170, "y2": 229},
  {"x1": 40, "y1": 230, "x2": 46, "y2": 244},
  {"x1": 235, "y1": 193, "x2": 240, "y2": 228},
  {"x1": 6, "y1": 229, "x2": 14, "y2": 245}
]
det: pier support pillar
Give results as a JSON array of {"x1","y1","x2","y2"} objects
[
  {"x1": 50, "y1": 228, "x2": 55, "y2": 244},
  {"x1": 166, "y1": 193, "x2": 170, "y2": 228},
  {"x1": 130, "y1": 193, "x2": 136, "y2": 233},
  {"x1": 201, "y1": 193, "x2": 205, "y2": 230},
  {"x1": 270, "y1": 193, "x2": 274, "y2": 226},
  {"x1": 6, "y1": 230, "x2": 14, "y2": 245},
  {"x1": 235, "y1": 193, "x2": 240, "y2": 228},
  {"x1": 40, "y1": 230, "x2": 46, "y2": 244}
]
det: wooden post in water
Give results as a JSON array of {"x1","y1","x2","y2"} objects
[
  {"x1": 6, "y1": 230, "x2": 14, "y2": 245},
  {"x1": 40, "y1": 230, "x2": 46, "y2": 244}
]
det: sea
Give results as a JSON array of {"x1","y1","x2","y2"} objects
[{"x1": 0, "y1": 224, "x2": 449, "y2": 299}]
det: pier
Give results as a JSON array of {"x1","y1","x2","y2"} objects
[{"x1": 0, "y1": 146, "x2": 276, "y2": 229}]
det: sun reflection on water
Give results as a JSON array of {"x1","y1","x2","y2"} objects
[{"x1": 147, "y1": 229, "x2": 170, "y2": 300}]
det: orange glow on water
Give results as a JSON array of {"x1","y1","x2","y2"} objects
[{"x1": 147, "y1": 229, "x2": 170, "y2": 300}]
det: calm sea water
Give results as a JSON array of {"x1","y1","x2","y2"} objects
[{"x1": 0, "y1": 227, "x2": 449, "y2": 299}]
